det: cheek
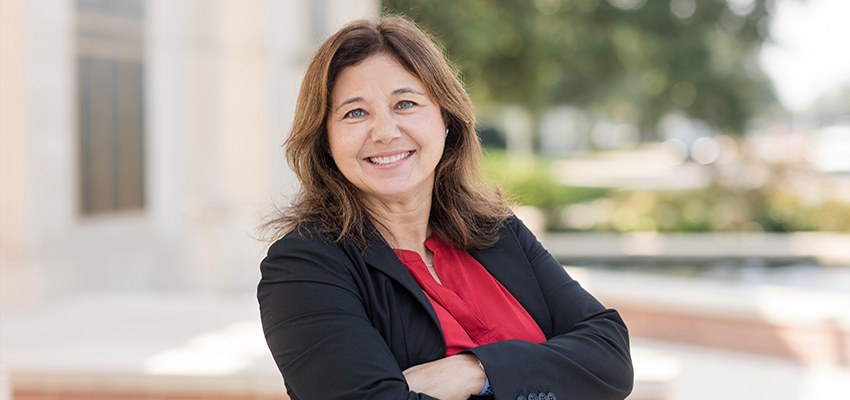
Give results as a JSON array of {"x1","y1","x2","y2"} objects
[
  {"x1": 431, "y1": 126, "x2": 448, "y2": 155},
  {"x1": 326, "y1": 132, "x2": 348, "y2": 173},
  {"x1": 435, "y1": 142, "x2": 447, "y2": 164},
  {"x1": 327, "y1": 127, "x2": 353, "y2": 158}
]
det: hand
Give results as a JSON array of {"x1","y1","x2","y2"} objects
[{"x1": 403, "y1": 353, "x2": 486, "y2": 400}]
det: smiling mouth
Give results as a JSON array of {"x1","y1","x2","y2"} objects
[{"x1": 368, "y1": 151, "x2": 412, "y2": 165}]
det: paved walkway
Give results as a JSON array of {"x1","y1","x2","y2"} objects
[
  {"x1": 0, "y1": 293, "x2": 277, "y2": 377},
  {"x1": 633, "y1": 338, "x2": 850, "y2": 400}
]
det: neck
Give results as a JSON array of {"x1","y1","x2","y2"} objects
[{"x1": 365, "y1": 192, "x2": 432, "y2": 257}]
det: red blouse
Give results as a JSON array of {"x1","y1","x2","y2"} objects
[{"x1": 394, "y1": 235, "x2": 546, "y2": 356}]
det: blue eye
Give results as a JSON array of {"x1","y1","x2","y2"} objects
[
  {"x1": 397, "y1": 100, "x2": 415, "y2": 109},
  {"x1": 345, "y1": 109, "x2": 365, "y2": 118}
]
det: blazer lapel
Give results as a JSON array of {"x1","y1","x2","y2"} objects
[
  {"x1": 470, "y1": 228, "x2": 554, "y2": 336},
  {"x1": 361, "y1": 240, "x2": 443, "y2": 330}
]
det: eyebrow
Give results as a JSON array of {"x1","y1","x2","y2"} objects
[
  {"x1": 392, "y1": 87, "x2": 425, "y2": 96},
  {"x1": 333, "y1": 87, "x2": 426, "y2": 112}
]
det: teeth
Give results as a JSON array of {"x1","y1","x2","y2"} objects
[{"x1": 369, "y1": 151, "x2": 411, "y2": 165}]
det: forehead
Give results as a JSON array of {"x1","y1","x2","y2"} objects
[{"x1": 330, "y1": 53, "x2": 427, "y2": 99}]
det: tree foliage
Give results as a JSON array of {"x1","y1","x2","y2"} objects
[{"x1": 383, "y1": 0, "x2": 776, "y2": 137}]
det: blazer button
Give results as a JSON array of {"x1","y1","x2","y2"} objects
[
  {"x1": 527, "y1": 394, "x2": 538, "y2": 400},
  {"x1": 516, "y1": 396, "x2": 527, "y2": 400},
  {"x1": 547, "y1": 393, "x2": 556, "y2": 400},
  {"x1": 538, "y1": 392, "x2": 547, "y2": 400}
]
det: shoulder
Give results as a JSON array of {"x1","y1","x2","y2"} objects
[
  {"x1": 494, "y1": 215, "x2": 537, "y2": 245},
  {"x1": 261, "y1": 222, "x2": 360, "y2": 283},
  {"x1": 266, "y1": 222, "x2": 339, "y2": 259},
  {"x1": 490, "y1": 215, "x2": 556, "y2": 270},
  {"x1": 474, "y1": 215, "x2": 540, "y2": 264}
]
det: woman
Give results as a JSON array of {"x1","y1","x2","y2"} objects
[{"x1": 258, "y1": 15, "x2": 633, "y2": 400}]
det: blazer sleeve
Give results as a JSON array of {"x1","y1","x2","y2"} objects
[
  {"x1": 257, "y1": 230, "x2": 438, "y2": 400},
  {"x1": 464, "y1": 218, "x2": 634, "y2": 400}
]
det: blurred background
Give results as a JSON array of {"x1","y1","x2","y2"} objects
[{"x1": 1, "y1": 0, "x2": 848, "y2": 400}]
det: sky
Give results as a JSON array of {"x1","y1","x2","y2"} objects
[{"x1": 759, "y1": 0, "x2": 850, "y2": 112}]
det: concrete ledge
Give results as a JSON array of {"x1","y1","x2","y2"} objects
[
  {"x1": 543, "y1": 232, "x2": 850, "y2": 266},
  {"x1": 569, "y1": 267, "x2": 850, "y2": 365}
]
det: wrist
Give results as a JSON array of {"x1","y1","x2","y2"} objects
[
  {"x1": 458, "y1": 353, "x2": 487, "y2": 396},
  {"x1": 477, "y1": 360, "x2": 493, "y2": 396}
]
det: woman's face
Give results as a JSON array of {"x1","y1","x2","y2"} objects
[{"x1": 327, "y1": 53, "x2": 446, "y2": 206}]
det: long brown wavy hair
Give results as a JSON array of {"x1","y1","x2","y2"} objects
[{"x1": 266, "y1": 15, "x2": 512, "y2": 250}]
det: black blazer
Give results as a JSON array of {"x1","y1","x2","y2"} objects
[{"x1": 258, "y1": 217, "x2": 633, "y2": 400}]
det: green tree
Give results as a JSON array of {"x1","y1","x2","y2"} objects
[{"x1": 384, "y1": 0, "x2": 775, "y2": 141}]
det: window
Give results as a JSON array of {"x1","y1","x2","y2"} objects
[{"x1": 76, "y1": 0, "x2": 145, "y2": 215}]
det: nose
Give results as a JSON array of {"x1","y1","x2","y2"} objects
[{"x1": 370, "y1": 109, "x2": 401, "y2": 143}]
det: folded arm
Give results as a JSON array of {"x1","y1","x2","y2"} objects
[
  {"x1": 464, "y1": 218, "x2": 634, "y2": 399},
  {"x1": 258, "y1": 234, "x2": 438, "y2": 400}
]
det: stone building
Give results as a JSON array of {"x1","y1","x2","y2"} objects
[{"x1": 0, "y1": 0, "x2": 378, "y2": 309}]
